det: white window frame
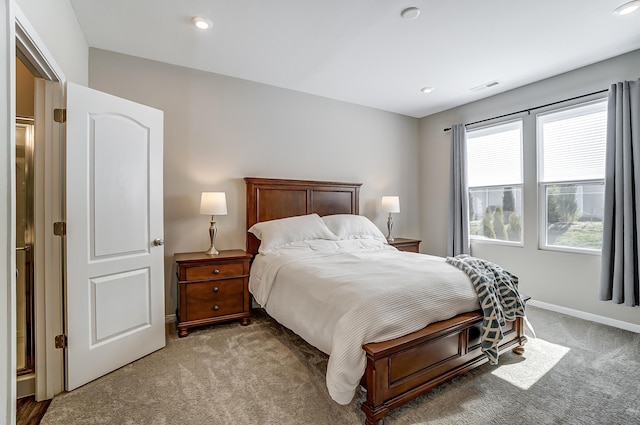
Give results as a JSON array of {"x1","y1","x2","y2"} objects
[
  {"x1": 536, "y1": 99, "x2": 607, "y2": 255},
  {"x1": 467, "y1": 119, "x2": 524, "y2": 247}
]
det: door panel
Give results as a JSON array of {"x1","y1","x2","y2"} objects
[
  {"x1": 92, "y1": 114, "x2": 149, "y2": 257},
  {"x1": 91, "y1": 268, "x2": 150, "y2": 343},
  {"x1": 66, "y1": 82, "x2": 164, "y2": 390}
]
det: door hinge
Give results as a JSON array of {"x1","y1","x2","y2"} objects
[
  {"x1": 53, "y1": 221, "x2": 66, "y2": 236},
  {"x1": 53, "y1": 108, "x2": 67, "y2": 123},
  {"x1": 54, "y1": 334, "x2": 67, "y2": 349}
]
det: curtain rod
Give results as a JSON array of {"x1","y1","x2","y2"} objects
[{"x1": 442, "y1": 88, "x2": 609, "y2": 132}]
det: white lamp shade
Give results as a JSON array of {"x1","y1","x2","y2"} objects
[
  {"x1": 381, "y1": 196, "x2": 400, "y2": 213},
  {"x1": 200, "y1": 192, "x2": 228, "y2": 215}
]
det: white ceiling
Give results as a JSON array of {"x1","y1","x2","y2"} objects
[{"x1": 69, "y1": 0, "x2": 640, "y2": 118}]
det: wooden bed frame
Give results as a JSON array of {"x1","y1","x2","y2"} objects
[{"x1": 244, "y1": 177, "x2": 528, "y2": 425}]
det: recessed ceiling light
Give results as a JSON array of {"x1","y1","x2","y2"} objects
[
  {"x1": 401, "y1": 7, "x2": 421, "y2": 20},
  {"x1": 420, "y1": 86, "x2": 434, "y2": 94},
  {"x1": 192, "y1": 16, "x2": 213, "y2": 30},
  {"x1": 614, "y1": 0, "x2": 640, "y2": 15}
]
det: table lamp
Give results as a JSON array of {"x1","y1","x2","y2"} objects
[{"x1": 200, "y1": 192, "x2": 228, "y2": 255}]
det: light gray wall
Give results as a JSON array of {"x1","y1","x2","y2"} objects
[
  {"x1": 419, "y1": 49, "x2": 640, "y2": 327},
  {"x1": 88, "y1": 48, "x2": 420, "y2": 316}
]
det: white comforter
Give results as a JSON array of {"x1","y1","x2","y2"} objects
[{"x1": 249, "y1": 239, "x2": 480, "y2": 405}]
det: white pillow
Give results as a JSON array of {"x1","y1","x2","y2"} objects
[
  {"x1": 322, "y1": 214, "x2": 387, "y2": 242},
  {"x1": 248, "y1": 213, "x2": 338, "y2": 253}
]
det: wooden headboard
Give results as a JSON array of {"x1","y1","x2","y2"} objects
[{"x1": 244, "y1": 177, "x2": 362, "y2": 256}]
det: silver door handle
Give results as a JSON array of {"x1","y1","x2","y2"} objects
[{"x1": 153, "y1": 238, "x2": 164, "y2": 246}]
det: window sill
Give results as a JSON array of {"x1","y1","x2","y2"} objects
[
  {"x1": 470, "y1": 238, "x2": 523, "y2": 248},
  {"x1": 538, "y1": 244, "x2": 601, "y2": 256}
]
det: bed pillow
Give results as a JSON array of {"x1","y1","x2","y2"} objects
[
  {"x1": 248, "y1": 213, "x2": 338, "y2": 253},
  {"x1": 322, "y1": 214, "x2": 387, "y2": 242}
]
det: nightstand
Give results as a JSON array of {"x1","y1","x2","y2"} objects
[
  {"x1": 389, "y1": 238, "x2": 421, "y2": 253},
  {"x1": 175, "y1": 250, "x2": 252, "y2": 337}
]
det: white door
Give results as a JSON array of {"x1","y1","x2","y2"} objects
[{"x1": 65, "y1": 82, "x2": 165, "y2": 390}]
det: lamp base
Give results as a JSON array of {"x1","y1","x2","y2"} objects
[
  {"x1": 205, "y1": 246, "x2": 219, "y2": 256},
  {"x1": 386, "y1": 213, "x2": 394, "y2": 242},
  {"x1": 205, "y1": 216, "x2": 219, "y2": 255}
]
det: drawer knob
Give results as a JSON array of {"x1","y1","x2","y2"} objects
[
  {"x1": 213, "y1": 305, "x2": 220, "y2": 311},
  {"x1": 213, "y1": 269, "x2": 220, "y2": 274},
  {"x1": 213, "y1": 287, "x2": 219, "y2": 293}
]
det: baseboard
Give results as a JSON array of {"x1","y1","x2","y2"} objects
[
  {"x1": 528, "y1": 299, "x2": 640, "y2": 334},
  {"x1": 165, "y1": 314, "x2": 176, "y2": 324}
]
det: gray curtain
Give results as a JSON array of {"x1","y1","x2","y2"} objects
[
  {"x1": 447, "y1": 123, "x2": 470, "y2": 257},
  {"x1": 599, "y1": 78, "x2": 640, "y2": 306}
]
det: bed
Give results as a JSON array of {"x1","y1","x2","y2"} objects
[{"x1": 245, "y1": 177, "x2": 528, "y2": 425}]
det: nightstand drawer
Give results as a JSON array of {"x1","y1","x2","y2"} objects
[
  {"x1": 394, "y1": 243, "x2": 420, "y2": 253},
  {"x1": 185, "y1": 279, "x2": 244, "y2": 321},
  {"x1": 389, "y1": 238, "x2": 421, "y2": 253},
  {"x1": 185, "y1": 263, "x2": 244, "y2": 281},
  {"x1": 186, "y1": 279, "x2": 244, "y2": 304}
]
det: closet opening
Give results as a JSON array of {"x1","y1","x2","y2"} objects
[{"x1": 16, "y1": 56, "x2": 36, "y2": 398}]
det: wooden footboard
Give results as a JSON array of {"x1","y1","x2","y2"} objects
[{"x1": 361, "y1": 312, "x2": 528, "y2": 425}]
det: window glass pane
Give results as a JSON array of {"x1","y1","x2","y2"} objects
[
  {"x1": 539, "y1": 101, "x2": 606, "y2": 182},
  {"x1": 467, "y1": 120, "x2": 523, "y2": 187},
  {"x1": 469, "y1": 186, "x2": 522, "y2": 243},
  {"x1": 538, "y1": 99, "x2": 606, "y2": 253},
  {"x1": 544, "y1": 182, "x2": 604, "y2": 250}
]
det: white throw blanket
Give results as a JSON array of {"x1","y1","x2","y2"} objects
[{"x1": 249, "y1": 239, "x2": 480, "y2": 405}]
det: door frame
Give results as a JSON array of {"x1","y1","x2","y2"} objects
[
  {"x1": 2, "y1": 1, "x2": 16, "y2": 422},
  {"x1": 3, "y1": 2, "x2": 66, "y2": 422},
  {"x1": 13, "y1": 0, "x2": 66, "y2": 404}
]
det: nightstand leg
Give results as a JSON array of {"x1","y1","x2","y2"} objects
[
  {"x1": 178, "y1": 327, "x2": 189, "y2": 338},
  {"x1": 241, "y1": 317, "x2": 251, "y2": 326}
]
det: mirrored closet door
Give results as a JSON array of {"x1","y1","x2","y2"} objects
[{"x1": 16, "y1": 117, "x2": 35, "y2": 376}]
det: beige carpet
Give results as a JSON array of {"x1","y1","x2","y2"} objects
[{"x1": 42, "y1": 306, "x2": 640, "y2": 425}]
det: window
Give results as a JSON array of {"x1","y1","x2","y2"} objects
[
  {"x1": 537, "y1": 100, "x2": 607, "y2": 253},
  {"x1": 467, "y1": 120, "x2": 523, "y2": 244}
]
